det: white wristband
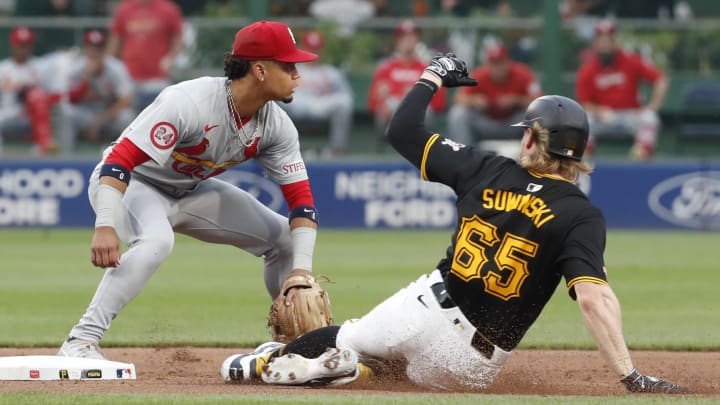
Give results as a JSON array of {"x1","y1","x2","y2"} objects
[
  {"x1": 94, "y1": 184, "x2": 123, "y2": 228},
  {"x1": 290, "y1": 227, "x2": 316, "y2": 271}
]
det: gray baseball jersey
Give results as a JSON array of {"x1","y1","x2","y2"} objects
[
  {"x1": 102, "y1": 76, "x2": 309, "y2": 197},
  {"x1": 0, "y1": 57, "x2": 44, "y2": 109},
  {"x1": 68, "y1": 56, "x2": 134, "y2": 111}
]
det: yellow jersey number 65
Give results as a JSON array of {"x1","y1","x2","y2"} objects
[{"x1": 452, "y1": 215, "x2": 539, "y2": 301}]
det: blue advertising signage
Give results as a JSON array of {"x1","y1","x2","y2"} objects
[
  {"x1": 586, "y1": 162, "x2": 720, "y2": 231},
  {"x1": 0, "y1": 159, "x2": 718, "y2": 230},
  {"x1": 0, "y1": 161, "x2": 94, "y2": 227}
]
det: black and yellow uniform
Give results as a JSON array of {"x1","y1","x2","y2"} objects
[{"x1": 387, "y1": 82, "x2": 608, "y2": 352}]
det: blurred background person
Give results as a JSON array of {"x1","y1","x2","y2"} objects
[
  {"x1": 447, "y1": 42, "x2": 542, "y2": 148},
  {"x1": 279, "y1": 30, "x2": 354, "y2": 157},
  {"x1": 108, "y1": 0, "x2": 183, "y2": 111},
  {"x1": 59, "y1": 30, "x2": 134, "y2": 155},
  {"x1": 0, "y1": 26, "x2": 57, "y2": 156},
  {"x1": 367, "y1": 19, "x2": 447, "y2": 144},
  {"x1": 575, "y1": 19, "x2": 669, "y2": 160}
]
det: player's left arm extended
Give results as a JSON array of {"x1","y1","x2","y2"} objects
[
  {"x1": 574, "y1": 281, "x2": 689, "y2": 393},
  {"x1": 574, "y1": 281, "x2": 634, "y2": 377},
  {"x1": 385, "y1": 71, "x2": 440, "y2": 167},
  {"x1": 279, "y1": 178, "x2": 319, "y2": 304}
]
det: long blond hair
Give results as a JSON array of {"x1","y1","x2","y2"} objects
[{"x1": 519, "y1": 122, "x2": 593, "y2": 182}]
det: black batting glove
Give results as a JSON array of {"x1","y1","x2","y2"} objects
[
  {"x1": 424, "y1": 53, "x2": 478, "y2": 88},
  {"x1": 620, "y1": 368, "x2": 690, "y2": 394}
]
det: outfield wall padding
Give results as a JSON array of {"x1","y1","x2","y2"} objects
[{"x1": 0, "y1": 159, "x2": 718, "y2": 230}]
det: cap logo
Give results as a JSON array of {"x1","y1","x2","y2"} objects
[{"x1": 287, "y1": 27, "x2": 296, "y2": 44}]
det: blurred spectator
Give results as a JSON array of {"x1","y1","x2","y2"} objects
[
  {"x1": 0, "y1": 27, "x2": 57, "y2": 155},
  {"x1": 108, "y1": 0, "x2": 184, "y2": 111},
  {"x1": 575, "y1": 19, "x2": 669, "y2": 160},
  {"x1": 447, "y1": 42, "x2": 542, "y2": 146},
  {"x1": 368, "y1": 20, "x2": 447, "y2": 142},
  {"x1": 279, "y1": 30, "x2": 354, "y2": 157},
  {"x1": 59, "y1": 30, "x2": 134, "y2": 154}
]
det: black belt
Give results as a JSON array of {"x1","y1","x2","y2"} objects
[{"x1": 430, "y1": 282, "x2": 495, "y2": 360}]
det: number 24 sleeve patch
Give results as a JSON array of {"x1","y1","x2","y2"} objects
[{"x1": 150, "y1": 122, "x2": 179, "y2": 150}]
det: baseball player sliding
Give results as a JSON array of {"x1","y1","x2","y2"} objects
[
  {"x1": 57, "y1": 21, "x2": 331, "y2": 359},
  {"x1": 220, "y1": 54, "x2": 689, "y2": 394}
]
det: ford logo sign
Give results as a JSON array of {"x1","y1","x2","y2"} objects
[
  {"x1": 217, "y1": 170, "x2": 285, "y2": 212},
  {"x1": 647, "y1": 171, "x2": 720, "y2": 230}
]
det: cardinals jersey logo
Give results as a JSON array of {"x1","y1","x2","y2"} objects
[
  {"x1": 150, "y1": 122, "x2": 178, "y2": 150},
  {"x1": 175, "y1": 138, "x2": 209, "y2": 155},
  {"x1": 244, "y1": 137, "x2": 261, "y2": 159}
]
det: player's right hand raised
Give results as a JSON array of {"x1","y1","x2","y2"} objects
[
  {"x1": 424, "y1": 53, "x2": 478, "y2": 88},
  {"x1": 91, "y1": 226, "x2": 121, "y2": 268}
]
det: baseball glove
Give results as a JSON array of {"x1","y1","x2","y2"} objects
[{"x1": 268, "y1": 273, "x2": 333, "y2": 343}]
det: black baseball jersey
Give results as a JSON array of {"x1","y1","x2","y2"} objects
[{"x1": 387, "y1": 83, "x2": 608, "y2": 352}]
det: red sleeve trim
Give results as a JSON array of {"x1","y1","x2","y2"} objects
[
  {"x1": 105, "y1": 138, "x2": 151, "y2": 171},
  {"x1": 280, "y1": 179, "x2": 315, "y2": 210}
]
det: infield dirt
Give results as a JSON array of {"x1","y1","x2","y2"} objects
[{"x1": 0, "y1": 348, "x2": 717, "y2": 397}]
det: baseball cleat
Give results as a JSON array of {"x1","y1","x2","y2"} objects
[
  {"x1": 220, "y1": 341, "x2": 284, "y2": 382},
  {"x1": 261, "y1": 347, "x2": 358, "y2": 385},
  {"x1": 57, "y1": 336, "x2": 107, "y2": 360}
]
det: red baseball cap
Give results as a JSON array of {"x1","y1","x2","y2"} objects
[
  {"x1": 395, "y1": 19, "x2": 420, "y2": 37},
  {"x1": 594, "y1": 19, "x2": 617, "y2": 36},
  {"x1": 9, "y1": 26, "x2": 34, "y2": 46},
  {"x1": 485, "y1": 43, "x2": 509, "y2": 63},
  {"x1": 302, "y1": 30, "x2": 324, "y2": 52},
  {"x1": 84, "y1": 30, "x2": 106, "y2": 47},
  {"x1": 232, "y1": 21, "x2": 317, "y2": 63}
]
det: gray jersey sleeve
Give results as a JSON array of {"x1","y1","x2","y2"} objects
[
  {"x1": 120, "y1": 86, "x2": 201, "y2": 165},
  {"x1": 257, "y1": 103, "x2": 309, "y2": 185}
]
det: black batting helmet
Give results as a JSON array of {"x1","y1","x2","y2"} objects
[{"x1": 511, "y1": 95, "x2": 589, "y2": 161}]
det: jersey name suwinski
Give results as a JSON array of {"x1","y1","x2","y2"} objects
[{"x1": 481, "y1": 189, "x2": 555, "y2": 228}]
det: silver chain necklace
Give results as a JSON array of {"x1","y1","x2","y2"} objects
[{"x1": 225, "y1": 80, "x2": 258, "y2": 146}]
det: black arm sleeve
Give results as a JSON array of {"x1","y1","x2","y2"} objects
[{"x1": 386, "y1": 81, "x2": 438, "y2": 169}]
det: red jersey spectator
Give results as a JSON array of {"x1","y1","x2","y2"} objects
[
  {"x1": 448, "y1": 42, "x2": 542, "y2": 146},
  {"x1": 108, "y1": 0, "x2": 184, "y2": 110},
  {"x1": 575, "y1": 19, "x2": 669, "y2": 160},
  {"x1": 0, "y1": 26, "x2": 57, "y2": 156},
  {"x1": 368, "y1": 19, "x2": 447, "y2": 138}
]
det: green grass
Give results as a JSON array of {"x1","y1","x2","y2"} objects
[
  {"x1": 0, "y1": 229, "x2": 718, "y2": 350},
  {"x1": 0, "y1": 393, "x2": 712, "y2": 405}
]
